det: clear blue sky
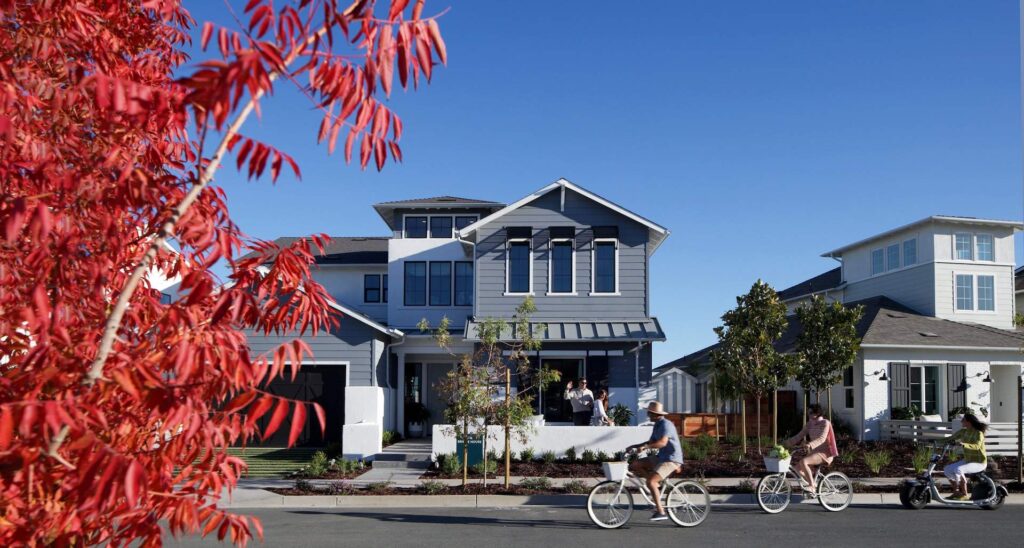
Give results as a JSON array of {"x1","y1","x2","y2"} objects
[{"x1": 186, "y1": 1, "x2": 1023, "y2": 366}]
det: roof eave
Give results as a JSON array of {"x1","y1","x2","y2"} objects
[{"x1": 823, "y1": 216, "x2": 1024, "y2": 257}]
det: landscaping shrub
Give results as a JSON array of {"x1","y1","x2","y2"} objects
[
  {"x1": 912, "y1": 445, "x2": 932, "y2": 474},
  {"x1": 381, "y1": 430, "x2": 402, "y2": 447},
  {"x1": 596, "y1": 451, "x2": 610, "y2": 462},
  {"x1": 294, "y1": 479, "x2": 313, "y2": 493},
  {"x1": 486, "y1": 449, "x2": 500, "y2": 463},
  {"x1": 563, "y1": 480, "x2": 588, "y2": 494},
  {"x1": 683, "y1": 439, "x2": 709, "y2": 461},
  {"x1": 438, "y1": 453, "x2": 461, "y2": 476},
  {"x1": 520, "y1": 477, "x2": 553, "y2": 491},
  {"x1": 737, "y1": 478, "x2": 755, "y2": 493},
  {"x1": 831, "y1": 415, "x2": 856, "y2": 439},
  {"x1": 729, "y1": 448, "x2": 746, "y2": 463},
  {"x1": 757, "y1": 436, "x2": 773, "y2": 450},
  {"x1": 863, "y1": 449, "x2": 892, "y2": 474},
  {"x1": 564, "y1": 446, "x2": 577, "y2": 463},
  {"x1": 609, "y1": 404, "x2": 634, "y2": 426},
  {"x1": 419, "y1": 480, "x2": 446, "y2": 495},
  {"x1": 581, "y1": 449, "x2": 597, "y2": 464},
  {"x1": 326, "y1": 481, "x2": 355, "y2": 496},
  {"x1": 472, "y1": 459, "x2": 498, "y2": 476},
  {"x1": 613, "y1": 451, "x2": 626, "y2": 462},
  {"x1": 694, "y1": 433, "x2": 717, "y2": 453},
  {"x1": 838, "y1": 445, "x2": 860, "y2": 465},
  {"x1": 306, "y1": 451, "x2": 329, "y2": 477},
  {"x1": 519, "y1": 448, "x2": 536, "y2": 462},
  {"x1": 725, "y1": 434, "x2": 742, "y2": 446},
  {"x1": 891, "y1": 405, "x2": 923, "y2": 421},
  {"x1": 541, "y1": 450, "x2": 557, "y2": 464},
  {"x1": 366, "y1": 481, "x2": 393, "y2": 493}
]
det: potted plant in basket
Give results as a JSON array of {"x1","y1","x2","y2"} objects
[
  {"x1": 406, "y1": 401, "x2": 431, "y2": 438},
  {"x1": 764, "y1": 444, "x2": 791, "y2": 473}
]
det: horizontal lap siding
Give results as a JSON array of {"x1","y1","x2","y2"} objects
[
  {"x1": 246, "y1": 317, "x2": 385, "y2": 387},
  {"x1": 844, "y1": 263, "x2": 936, "y2": 315},
  {"x1": 932, "y1": 262, "x2": 1014, "y2": 329},
  {"x1": 475, "y1": 189, "x2": 649, "y2": 320}
]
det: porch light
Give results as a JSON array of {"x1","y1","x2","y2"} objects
[
  {"x1": 983, "y1": 372, "x2": 992, "y2": 383},
  {"x1": 879, "y1": 371, "x2": 889, "y2": 382}
]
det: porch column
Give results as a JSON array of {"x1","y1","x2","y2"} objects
[{"x1": 397, "y1": 352, "x2": 406, "y2": 437}]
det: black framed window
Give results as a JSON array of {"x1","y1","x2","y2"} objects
[
  {"x1": 382, "y1": 274, "x2": 388, "y2": 303},
  {"x1": 593, "y1": 241, "x2": 617, "y2": 293},
  {"x1": 508, "y1": 241, "x2": 531, "y2": 293},
  {"x1": 429, "y1": 262, "x2": 452, "y2": 306},
  {"x1": 404, "y1": 262, "x2": 426, "y2": 306},
  {"x1": 405, "y1": 216, "x2": 427, "y2": 238},
  {"x1": 550, "y1": 240, "x2": 573, "y2": 293},
  {"x1": 429, "y1": 216, "x2": 453, "y2": 238},
  {"x1": 364, "y1": 274, "x2": 381, "y2": 303},
  {"x1": 455, "y1": 261, "x2": 473, "y2": 306},
  {"x1": 455, "y1": 216, "x2": 477, "y2": 231}
]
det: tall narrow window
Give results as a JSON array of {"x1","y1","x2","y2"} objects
[
  {"x1": 454, "y1": 262, "x2": 473, "y2": 306},
  {"x1": 455, "y1": 216, "x2": 477, "y2": 231},
  {"x1": 593, "y1": 241, "x2": 617, "y2": 294},
  {"x1": 429, "y1": 216, "x2": 453, "y2": 238},
  {"x1": 382, "y1": 274, "x2": 388, "y2": 303},
  {"x1": 404, "y1": 262, "x2": 426, "y2": 306},
  {"x1": 955, "y1": 233, "x2": 973, "y2": 260},
  {"x1": 955, "y1": 274, "x2": 973, "y2": 311},
  {"x1": 843, "y1": 366, "x2": 855, "y2": 409},
  {"x1": 903, "y1": 239, "x2": 917, "y2": 266},
  {"x1": 976, "y1": 234, "x2": 994, "y2": 262},
  {"x1": 364, "y1": 274, "x2": 381, "y2": 303},
  {"x1": 507, "y1": 241, "x2": 531, "y2": 294},
  {"x1": 977, "y1": 275, "x2": 995, "y2": 311},
  {"x1": 429, "y1": 262, "x2": 452, "y2": 306},
  {"x1": 871, "y1": 249, "x2": 884, "y2": 275},
  {"x1": 405, "y1": 216, "x2": 427, "y2": 238},
  {"x1": 550, "y1": 240, "x2": 574, "y2": 293},
  {"x1": 910, "y1": 365, "x2": 938, "y2": 415},
  {"x1": 886, "y1": 244, "x2": 900, "y2": 271}
]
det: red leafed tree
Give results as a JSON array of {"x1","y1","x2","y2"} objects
[{"x1": 0, "y1": 0, "x2": 446, "y2": 545}]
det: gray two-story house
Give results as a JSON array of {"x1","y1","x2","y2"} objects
[{"x1": 246, "y1": 179, "x2": 669, "y2": 458}]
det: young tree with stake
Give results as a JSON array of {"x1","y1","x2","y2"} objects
[{"x1": 795, "y1": 296, "x2": 864, "y2": 421}]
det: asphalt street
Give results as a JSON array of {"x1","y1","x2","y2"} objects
[{"x1": 167, "y1": 503, "x2": 1024, "y2": 547}]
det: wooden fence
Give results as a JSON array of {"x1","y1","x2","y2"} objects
[{"x1": 879, "y1": 420, "x2": 1020, "y2": 456}]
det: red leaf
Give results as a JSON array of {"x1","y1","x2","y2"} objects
[
  {"x1": 287, "y1": 403, "x2": 306, "y2": 447},
  {"x1": 0, "y1": 407, "x2": 13, "y2": 450},
  {"x1": 388, "y1": 0, "x2": 410, "y2": 19},
  {"x1": 124, "y1": 460, "x2": 145, "y2": 507},
  {"x1": 427, "y1": 20, "x2": 447, "y2": 65},
  {"x1": 201, "y1": 22, "x2": 214, "y2": 51},
  {"x1": 312, "y1": 402, "x2": 326, "y2": 435},
  {"x1": 263, "y1": 398, "x2": 289, "y2": 440}
]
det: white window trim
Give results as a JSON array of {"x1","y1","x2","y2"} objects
[
  {"x1": 590, "y1": 238, "x2": 620, "y2": 296},
  {"x1": 546, "y1": 238, "x2": 577, "y2": 296},
  {"x1": 401, "y1": 214, "x2": 478, "y2": 239},
  {"x1": 952, "y1": 232, "x2": 975, "y2": 262},
  {"x1": 902, "y1": 238, "x2": 918, "y2": 267},
  {"x1": 505, "y1": 238, "x2": 533, "y2": 296},
  {"x1": 975, "y1": 232, "x2": 996, "y2": 262},
  {"x1": 870, "y1": 248, "x2": 885, "y2": 276},
  {"x1": 952, "y1": 272, "x2": 998, "y2": 314},
  {"x1": 909, "y1": 364, "x2": 943, "y2": 416}
]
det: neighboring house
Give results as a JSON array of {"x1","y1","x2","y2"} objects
[
  {"x1": 657, "y1": 215, "x2": 1024, "y2": 441},
  {"x1": 244, "y1": 179, "x2": 670, "y2": 458}
]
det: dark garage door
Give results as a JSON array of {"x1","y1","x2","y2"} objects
[{"x1": 256, "y1": 364, "x2": 346, "y2": 447}]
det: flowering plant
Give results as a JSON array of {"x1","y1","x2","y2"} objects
[{"x1": 768, "y1": 445, "x2": 791, "y2": 460}]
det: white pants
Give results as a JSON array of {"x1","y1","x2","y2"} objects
[{"x1": 943, "y1": 460, "x2": 985, "y2": 482}]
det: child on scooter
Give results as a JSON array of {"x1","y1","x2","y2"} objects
[{"x1": 944, "y1": 413, "x2": 987, "y2": 500}]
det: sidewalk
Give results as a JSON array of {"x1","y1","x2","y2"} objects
[{"x1": 219, "y1": 476, "x2": 1024, "y2": 509}]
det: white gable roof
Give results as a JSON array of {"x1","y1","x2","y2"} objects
[{"x1": 456, "y1": 178, "x2": 670, "y2": 254}]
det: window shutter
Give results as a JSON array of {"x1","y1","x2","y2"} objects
[
  {"x1": 947, "y1": 363, "x2": 966, "y2": 412},
  {"x1": 889, "y1": 362, "x2": 910, "y2": 410}
]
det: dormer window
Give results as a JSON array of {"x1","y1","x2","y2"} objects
[
  {"x1": 903, "y1": 239, "x2": 917, "y2": 266},
  {"x1": 976, "y1": 234, "x2": 994, "y2": 261},
  {"x1": 405, "y1": 216, "x2": 428, "y2": 238},
  {"x1": 954, "y1": 233, "x2": 973, "y2": 260},
  {"x1": 886, "y1": 244, "x2": 900, "y2": 271},
  {"x1": 871, "y1": 249, "x2": 884, "y2": 275},
  {"x1": 430, "y1": 217, "x2": 453, "y2": 238}
]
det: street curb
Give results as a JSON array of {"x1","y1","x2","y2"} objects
[{"x1": 223, "y1": 492, "x2": 1024, "y2": 509}]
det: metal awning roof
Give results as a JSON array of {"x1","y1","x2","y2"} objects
[{"x1": 464, "y1": 317, "x2": 666, "y2": 342}]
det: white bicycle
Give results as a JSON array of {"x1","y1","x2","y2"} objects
[
  {"x1": 587, "y1": 452, "x2": 711, "y2": 529},
  {"x1": 756, "y1": 454, "x2": 853, "y2": 513}
]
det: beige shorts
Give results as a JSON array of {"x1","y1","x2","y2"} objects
[{"x1": 634, "y1": 455, "x2": 681, "y2": 480}]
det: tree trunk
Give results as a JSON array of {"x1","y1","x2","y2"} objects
[
  {"x1": 803, "y1": 391, "x2": 808, "y2": 424},
  {"x1": 756, "y1": 396, "x2": 762, "y2": 452},
  {"x1": 504, "y1": 367, "x2": 511, "y2": 488},
  {"x1": 462, "y1": 415, "x2": 469, "y2": 487},
  {"x1": 827, "y1": 390, "x2": 833, "y2": 422},
  {"x1": 482, "y1": 433, "x2": 487, "y2": 487},
  {"x1": 772, "y1": 389, "x2": 778, "y2": 446},
  {"x1": 741, "y1": 399, "x2": 747, "y2": 455}
]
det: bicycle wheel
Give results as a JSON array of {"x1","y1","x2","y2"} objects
[
  {"x1": 665, "y1": 480, "x2": 711, "y2": 527},
  {"x1": 756, "y1": 473, "x2": 791, "y2": 514},
  {"x1": 817, "y1": 472, "x2": 852, "y2": 512},
  {"x1": 587, "y1": 480, "x2": 634, "y2": 529}
]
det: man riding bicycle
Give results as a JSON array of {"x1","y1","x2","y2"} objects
[{"x1": 625, "y1": 401, "x2": 683, "y2": 521}]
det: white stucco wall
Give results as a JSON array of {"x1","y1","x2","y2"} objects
[
  {"x1": 388, "y1": 238, "x2": 474, "y2": 330},
  {"x1": 432, "y1": 424, "x2": 654, "y2": 459},
  {"x1": 342, "y1": 386, "x2": 384, "y2": 460}
]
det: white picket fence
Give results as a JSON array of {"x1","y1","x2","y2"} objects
[{"x1": 879, "y1": 420, "x2": 1020, "y2": 456}]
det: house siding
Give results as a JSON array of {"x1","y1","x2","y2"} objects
[
  {"x1": 312, "y1": 265, "x2": 388, "y2": 323},
  {"x1": 474, "y1": 188, "x2": 649, "y2": 320},
  {"x1": 843, "y1": 262, "x2": 936, "y2": 315},
  {"x1": 246, "y1": 317, "x2": 388, "y2": 387},
  {"x1": 933, "y1": 262, "x2": 1014, "y2": 329}
]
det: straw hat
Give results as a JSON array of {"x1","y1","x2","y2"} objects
[{"x1": 646, "y1": 401, "x2": 668, "y2": 416}]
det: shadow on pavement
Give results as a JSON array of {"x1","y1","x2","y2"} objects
[{"x1": 286, "y1": 509, "x2": 593, "y2": 530}]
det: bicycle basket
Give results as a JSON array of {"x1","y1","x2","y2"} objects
[
  {"x1": 763, "y1": 456, "x2": 791, "y2": 473},
  {"x1": 602, "y1": 461, "x2": 629, "y2": 481}
]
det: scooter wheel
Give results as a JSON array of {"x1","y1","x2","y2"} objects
[{"x1": 899, "y1": 482, "x2": 929, "y2": 509}]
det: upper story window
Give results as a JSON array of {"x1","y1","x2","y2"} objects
[
  {"x1": 430, "y1": 217, "x2": 453, "y2": 238},
  {"x1": 976, "y1": 234, "x2": 994, "y2": 262},
  {"x1": 871, "y1": 248, "x2": 884, "y2": 275},
  {"x1": 977, "y1": 275, "x2": 995, "y2": 311},
  {"x1": 429, "y1": 262, "x2": 452, "y2": 306},
  {"x1": 454, "y1": 262, "x2": 473, "y2": 306},
  {"x1": 903, "y1": 239, "x2": 917, "y2": 266},
  {"x1": 955, "y1": 274, "x2": 973, "y2": 310},
  {"x1": 383, "y1": 274, "x2": 388, "y2": 303},
  {"x1": 455, "y1": 216, "x2": 477, "y2": 231},
  {"x1": 549, "y1": 227, "x2": 575, "y2": 294},
  {"x1": 886, "y1": 244, "x2": 900, "y2": 271},
  {"x1": 592, "y1": 226, "x2": 619, "y2": 294},
  {"x1": 506, "y1": 228, "x2": 532, "y2": 294},
  {"x1": 404, "y1": 262, "x2": 426, "y2": 306},
  {"x1": 364, "y1": 274, "x2": 382, "y2": 303},
  {"x1": 405, "y1": 216, "x2": 428, "y2": 238},
  {"x1": 954, "y1": 233, "x2": 973, "y2": 261}
]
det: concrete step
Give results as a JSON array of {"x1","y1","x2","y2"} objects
[{"x1": 372, "y1": 460, "x2": 431, "y2": 470}]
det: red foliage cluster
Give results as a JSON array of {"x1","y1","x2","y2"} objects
[{"x1": 0, "y1": 0, "x2": 445, "y2": 545}]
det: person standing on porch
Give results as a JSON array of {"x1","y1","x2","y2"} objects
[{"x1": 564, "y1": 378, "x2": 594, "y2": 426}]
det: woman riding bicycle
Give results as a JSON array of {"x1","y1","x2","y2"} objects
[
  {"x1": 944, "y1": 412, "x2": 987, "y2": 500},
  {"x1": 783, "y1": 403, "x2": 839, "y2": 495}
]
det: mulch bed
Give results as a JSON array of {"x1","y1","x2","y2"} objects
[
  {"x1": 269, "y1": 484, "x2": 585, "y2": 496},
  {"x1": 424, "y1": 461, "x2": 603, "y2": 479}
]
